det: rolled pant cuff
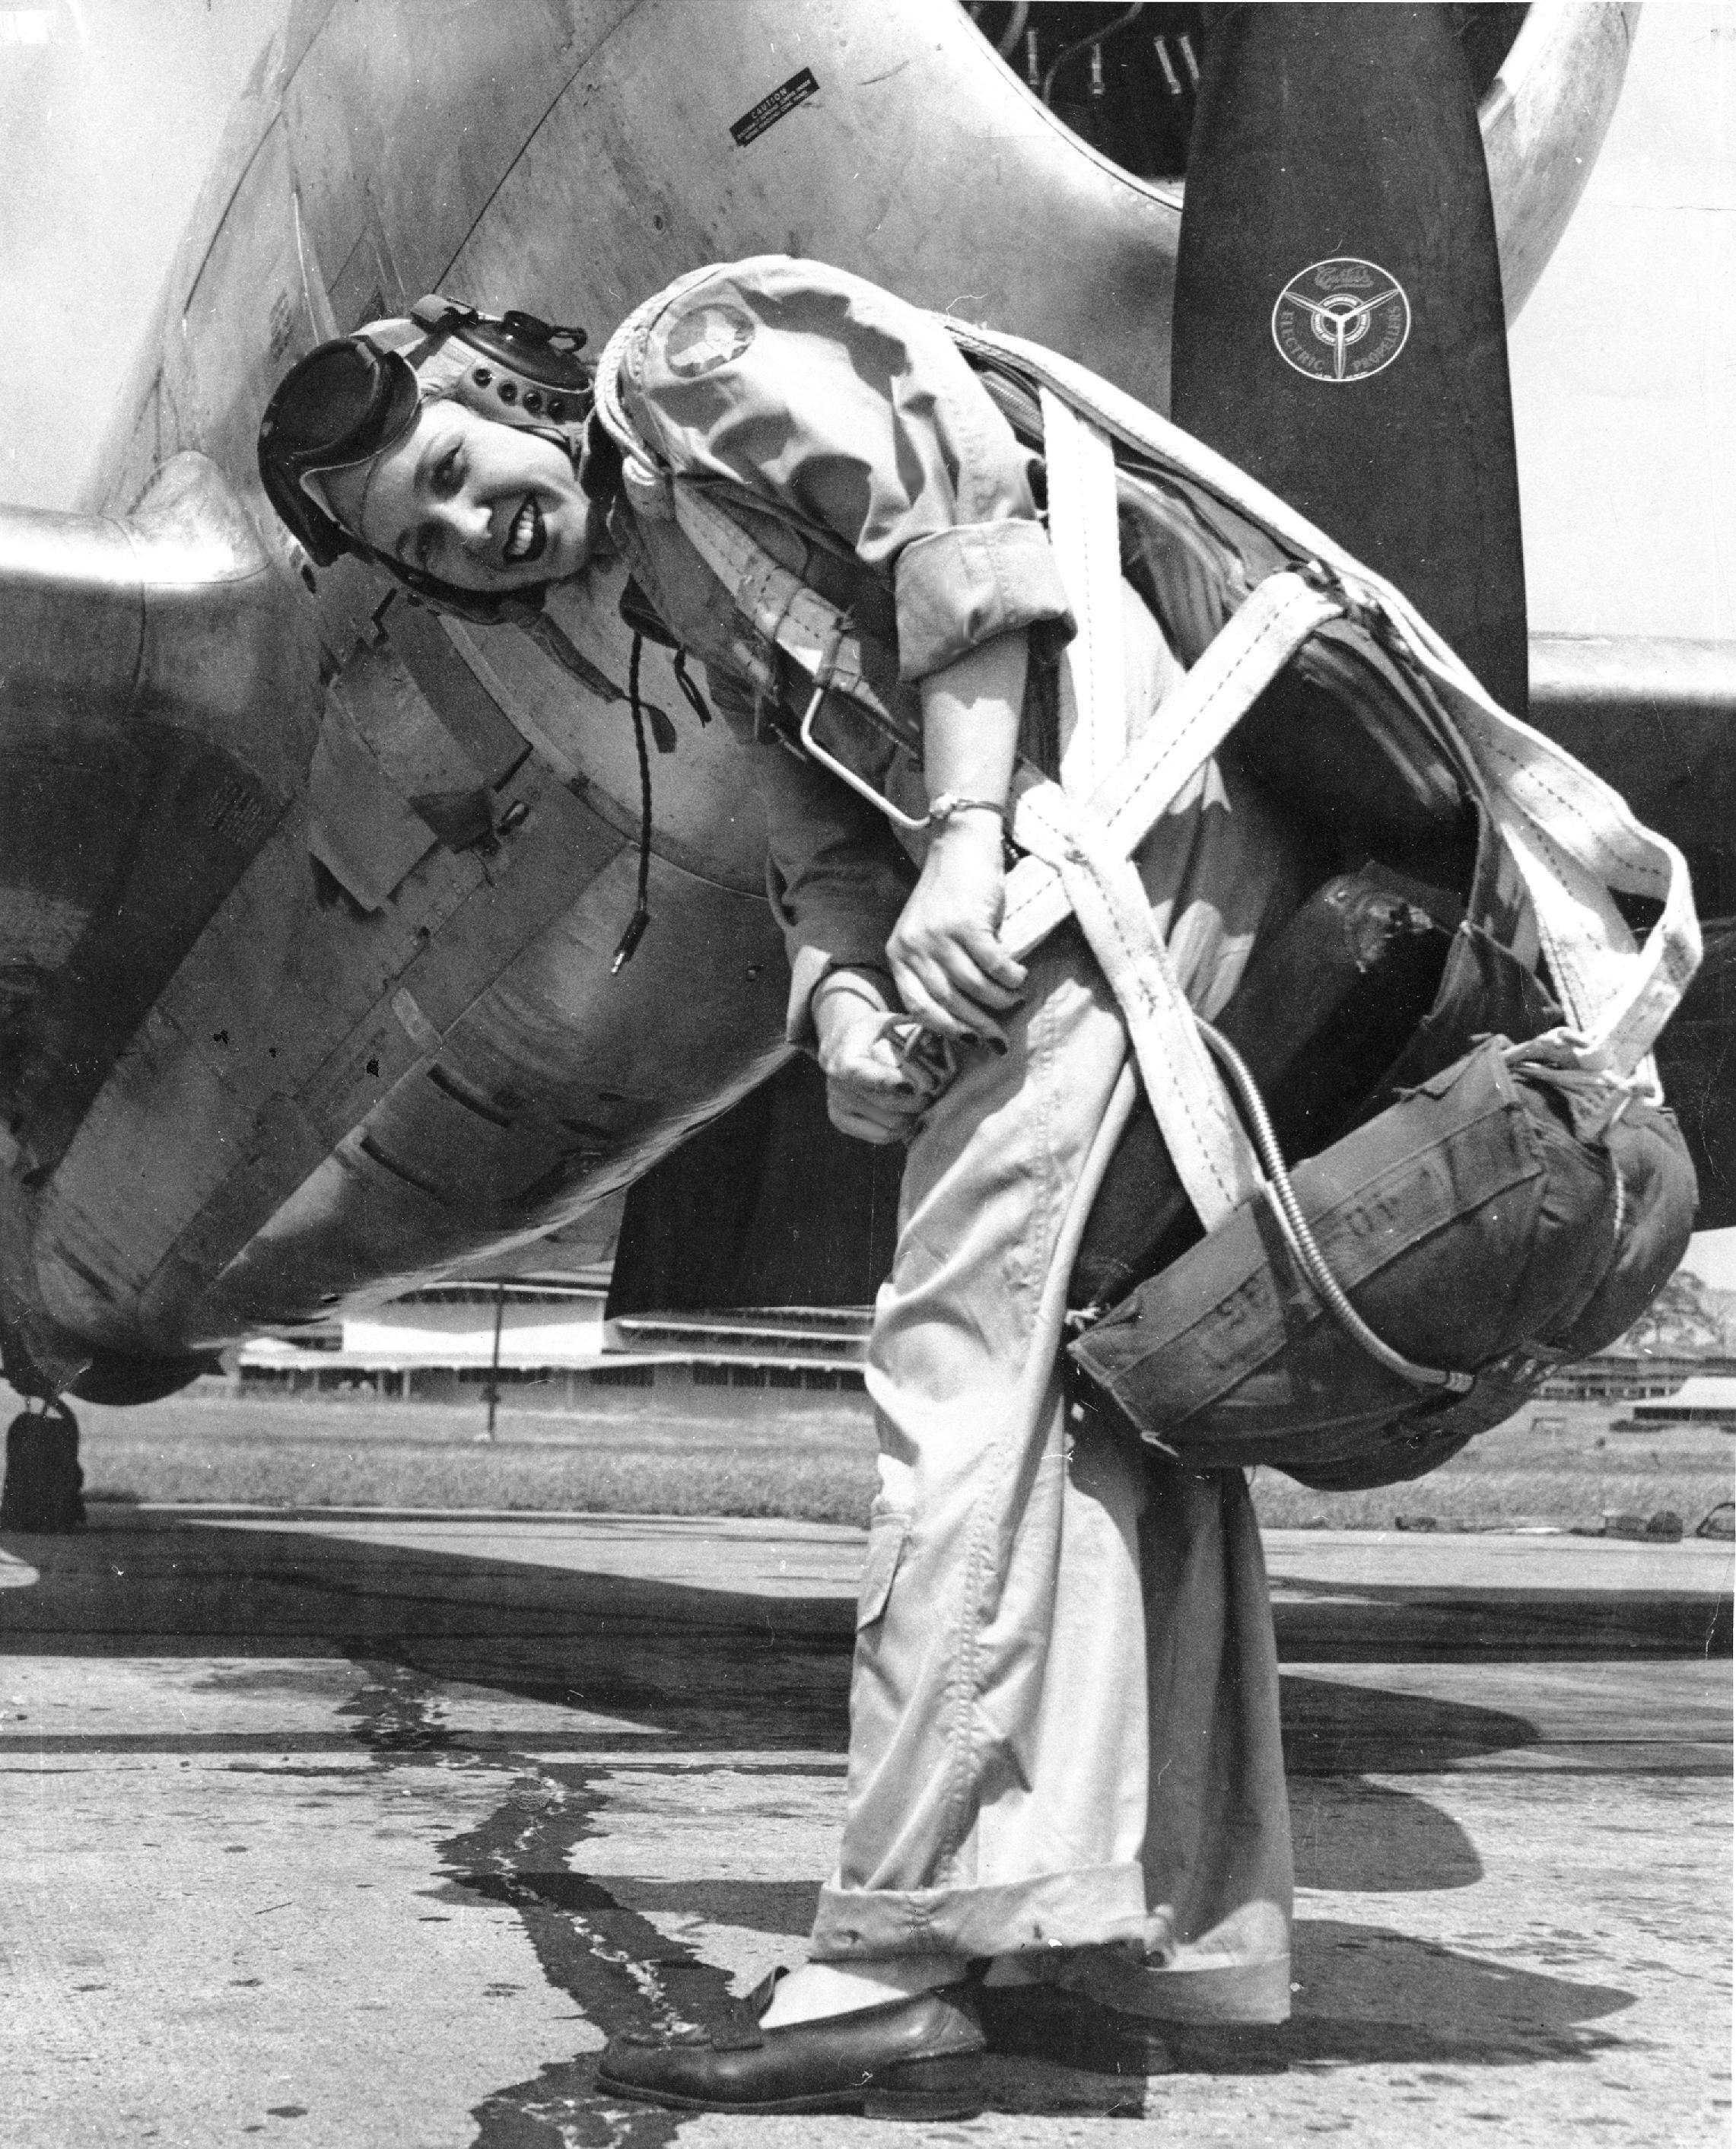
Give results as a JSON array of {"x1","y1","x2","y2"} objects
[{"x1": 810, "y1": 1862, "x2": 1150, "y2": 1963}]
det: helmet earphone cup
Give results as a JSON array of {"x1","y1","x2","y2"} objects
[{"x1": 410, "y1": 294, "x2": 593, "y2": 457}]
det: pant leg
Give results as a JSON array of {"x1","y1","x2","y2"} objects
[
  {"x1": 812, "y1": 929, "x2": 1157, "y2": 1963},
  {"x1": 810, "y1": 758, "x2": 1299, "y2": 2002},
  {"x1": 1054, "y1": 1460, "x2": 1295, "y2": 2023}
]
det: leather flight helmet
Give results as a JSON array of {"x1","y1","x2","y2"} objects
[{"x1": 257, "y1": 294, "x2": 593, "y2": 619}]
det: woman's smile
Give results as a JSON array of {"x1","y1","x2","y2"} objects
[{"x1": 503, "y1": 494, "x2": 545, "y2": 564}]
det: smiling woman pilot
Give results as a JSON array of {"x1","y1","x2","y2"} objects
[{"x1": 258, "y1": 256, "x2": 1300, "y2": 2120}]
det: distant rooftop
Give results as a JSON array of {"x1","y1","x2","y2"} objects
[{"x1": 1632, "y1": 1376, "x2": 1736, "y2": 1426}]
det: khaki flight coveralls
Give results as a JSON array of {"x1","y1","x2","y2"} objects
[{"x1": 602, "y1": 255, "x2": 1297, "y2": 2020}]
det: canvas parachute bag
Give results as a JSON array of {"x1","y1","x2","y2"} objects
[{"x1": 591, "y1": 293, "x2": 1701, "y2": 1494}]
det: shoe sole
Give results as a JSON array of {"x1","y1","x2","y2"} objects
[{"x1": 596, "y1": 2050, "x2": 984, "y2": 2120}]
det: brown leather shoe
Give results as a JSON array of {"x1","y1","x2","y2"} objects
[
  {"x1": 595, "y1": 1979, "x2": 986, "y2": 2118},
  {"x1": 978, "y1": 1981, "x2": 1175, "y2": 2077}
]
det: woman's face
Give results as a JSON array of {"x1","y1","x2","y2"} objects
[{"x1": 324, "y1": 398, "x2": 599, "y2": 593}]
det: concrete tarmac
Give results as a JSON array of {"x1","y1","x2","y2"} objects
[{"x1": 2, "y1": 1503, "x2": 1729, "y2": 2147}]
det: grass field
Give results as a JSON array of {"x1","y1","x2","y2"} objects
[{"x1": 24, "y1": 1383, "x2": 1732, "y2": 1536}]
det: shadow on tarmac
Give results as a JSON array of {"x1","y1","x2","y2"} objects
[
  {"x1": 3, "y1": 1509, "x2": 1690, "y2": 2139},
  {"x1": 1273, "y1": 1571, "x2": 1732, "y2": 1661},
  {"x1": 9, "y1": 1505, "x2": 1728, "y2": 1661},
  {"x1": 8, "y1": 1507, "x2": 1682, "y2": 1755}
]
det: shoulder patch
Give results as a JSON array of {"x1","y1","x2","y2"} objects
[{"x1": 663, "y1": 303, "x2": 756, "y2": 380}]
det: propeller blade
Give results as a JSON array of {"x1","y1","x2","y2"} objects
[{"x1": 1172, "y1": 2, "x2": 1528, "y2": 714}]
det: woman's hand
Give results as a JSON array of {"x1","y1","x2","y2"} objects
[
  {"x1": 813, "y1": 972, "x2": 937, "y2": 1145},
  {"x1": 886, "y1": 814, "x2": 1028, "y2": 1047},
  {"x1": 892, "y1": 629, "x2": 1030, "y2": 1046}
]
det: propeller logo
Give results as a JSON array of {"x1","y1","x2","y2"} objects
[{"x1": 1272, "y1": 257, "x2": 1410, "y2": 383}]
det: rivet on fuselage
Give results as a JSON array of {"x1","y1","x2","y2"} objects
[
  {"x1": 498, "y1": 380, "x2": 518, "y2": 404},
  {"x1": 522, "y1": 389, "x2": 543, "y2": 413},
  {"x1": 473, "y1": 367, "x2": 493, "y2": 386}
]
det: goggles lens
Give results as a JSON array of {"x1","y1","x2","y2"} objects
[
  {"x1": 257, "y1": 335, "x2": 422, "y2": 565},
  {"x1": 260, "y1": 336, "x2": 421, "y2": 483}
]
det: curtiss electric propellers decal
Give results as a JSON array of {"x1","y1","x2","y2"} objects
[{"x1": 1271, "y1": 257, "x2": 1411, "y2": 383}]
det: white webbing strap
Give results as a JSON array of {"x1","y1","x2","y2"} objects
[
  {"x1": 1042, "y1": 388, "x2": 1127, "y2": 796},
  {"x1": 671, "y1": 485, "x2": 899, "y2": 730},
  {"x1": 1000, "y1": 569, "x2": 1343, "y2": 959},
  {"x1": 1375, "y1": 593, "x2": 1701, "y2": 1075},
  {"x1": 1013, "y1": 389, "x2": 1321, "y2": 1229},
  {"x1": 1017, "y1": 787, "x2": 1264, "y2": 1230}
]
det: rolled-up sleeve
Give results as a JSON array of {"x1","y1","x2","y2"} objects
[
  {"x1": 895, "y1": 520, "x2": 1072, "y2": 679},
  {"x1": 627, "y1": 255, "x2": 1074, "y2": 682}
]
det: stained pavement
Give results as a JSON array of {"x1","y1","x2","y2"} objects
[{"x1": 2, "y1": 1505, "x2": 1729, "y2": 2146}]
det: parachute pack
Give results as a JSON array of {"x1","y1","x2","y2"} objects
[{"x1": 596, "y1": 297, "x2": 1703, "y2": 1493}]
